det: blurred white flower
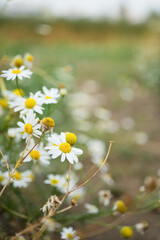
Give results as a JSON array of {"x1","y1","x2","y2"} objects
[
  {"x1": 60, "y1": 227, "x2": 80, "y2": 240},
  {"x1": 100, "y1": 173, "x2": 114, "y2": 186},
  {"x1": 99, "y1": 190, "x2": 113, "y2": 206},
  {"x1": 85, "y1": 203, "x2": 99, "y2": 214},
  {"x1": 23, "y1": 139, "x2": 50, "y2": 165},
  {"x1": 87, "y1": 139, "x2": 105, "y2": 158},
  {"x1": 35, "y1": 24, "x2": 52, "y2": 36},
  {"x1": 24, "y1": 53, "x2": 34, "y2": 68},
  {"x1": 134, "y1": 131, "x2": 148, "y2": 145},
  {"x1": 106, "y1": 120, "x2": 119, "y2": 133},
  {"x1": 68, "y1": 188, "x2": 86, "y2": 202},
  {"x1": 94, "y1": 107, "x2": 112, "y2": 121},
  {"x1": 120, "y1": 87, "x2": 134, "y2": 102},
  {"x1": 0, "y1": 171, "x2": 9, "y2": 185},
  {"x1": 121, "y1": 117, "x2": 135, "y2": 130},
  {"x1": 12, "y1": 170, "x2": 34, "y2": 188}
]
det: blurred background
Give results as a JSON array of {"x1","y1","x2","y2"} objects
[{"x1": 0, "y1": 0, "x2": 160, "y2": 239}]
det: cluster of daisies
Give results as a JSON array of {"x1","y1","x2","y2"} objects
[{"x1": 0, "y1": 57, "x2": 83, "y2": 191}]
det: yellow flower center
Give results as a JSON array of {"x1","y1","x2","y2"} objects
[
  {"x1": 28, "y1": 173, "x2": 35, "y2": 180},
  {"x1": 42, "y1": 117, "x2": 55, "y2": 128},
  {"x1": 14, "y1": 58, "x2": 23, "y2": 68},
  {"x1": 13, "y1": 172, "x2": 22, "y2": 180},
  {"x1": 66, "y1": 133, "x2": 77, "y2": 146},
  {"x1": 0, "y1": 99, "x2": 8, "y2": 109},
  {"x1": 30, "y1": 150, "x2": 40, "y2": 160},
  {"x1": 26, "y1": 54, "x2": 34, "y2": 62},
  {"x1": 45, "y1": 96, "x2": 52, "y2": 99},
  {"x1": 13, "y1": 88, "x2": 24, "y2": 96},
  {"x1": 51, "y1": 179, "x2": 59, "y2": 185},
  {"x1": 12, "y1": 69, "x2": 22, "y2": 74},
  {"x1": 116, "y1": 200, "x2": 127, "y2": 213},
  {"x1": 67, "y1": 233, "x2": 73, "y2": 239},
  {"x1": 59, "y1": 143, "x2": 71, "y2": 153},
  {"x1": 24, "y1": 123, "x2": 33, "y2": 134},
  {"x1": 0, "y1": 176, "x2": 4, "y2": 182},
  {"x1": 25, "y1": 98, "x2": 36, "y2": 109},
  {"x1": 121, "y1": 226, "x2": 133, "y2": 239}
]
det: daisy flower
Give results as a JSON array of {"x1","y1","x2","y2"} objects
[
  {"x1": 40, "y1": 86, "x2": 60, "y2": 104},
  {"x1": 99, "y1": 190, "x2": 112, "y2": 207},
  {"x1": 12, "y1": 170, "x2": 34, "y2": 188},
  {"x1": 44, "y1": 174, "x2": 63, "y2": 189},
  {"x1": 0, "y1": 171, "x2": 9, "y2": 185},
  {"x1": 60, "y1": 227, "x2": 80, "y2": 240},
  {"x1": 23, "y1": 139, "x2": 50, "y2": 165},
  {"x1": 3, "y1": 88, "x2": 24, "y2": 101},
  {"x1": 17, "y1": 111, "x2": 41, "y2": 142},
  {"x1": 1, "y1": 66, "x2": 32, "y2": 81},
  {"x1": 9, "y1": 91, "x2": 44, "y2": 117},
  {"x1": 45, "y1": 132, "x2": 83, "y2": 164},
  {"x1": 68, "y1": 187, "x2": 86, "y2": 202},
  {"x1": 84, "y1": 203, "x2": 99, "y2": 214},
  {"x1": 24, "y1": 53, "x2": 34, "y2": 68},
  {"x1": 11, "y1": 55, "x2": 23, "y2": 68}
]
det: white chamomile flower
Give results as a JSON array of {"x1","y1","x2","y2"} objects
[
  {"x1": 44, "y1": 174, "x2": 63, "y2": 189},
  {"x1": 0, "y1": 171, "x2": 9, "y2": 185},
  {"x1": 9, "y1": 91, "x2": 44, "y2": 117},
  {"x1": 17, "y1": 111, "x2": 41, "y2": 142},
  {"x1": 84, "y1": 203, "x2": 99, "y2": 214},
  {"x1": 60, "y1": 227, "x2": 80, "y2": 240},
  {"x1": 24, "y1": 53, "x2": 34, "y2": 68},
  {"x1": 23, "y1": 139, "x2": 50, "y2": 165},
  {"x1": 3, "y1": 88, "x2": 24, "y2": 101},
  {"x1": 41, "y1": 86, "x2": 60, "y2": 104},
  {"x1": 8, "y1": 128, "x2": 21, "y2": 140},
  {"x1": 59, "y1": 175, "x2": 77, "y2": 194},
  {"x1": 11, "y1": 55, "x2": 23, "y2": 68},
  {"x1": 45, "y1": 132, "x2": 83, "y2": 164},
  {"x1": 12, "y1": 170, "x2": 34, "y2": 188},
  {"x1": 68, "y1": 187, "x2": 86, "y2": 202},
  {"x1": 99, "y1": 190, "x2": 112, "y2": 207},
  {"x1": 1, "y1": 66, "x2": 32, "y2": 81}
]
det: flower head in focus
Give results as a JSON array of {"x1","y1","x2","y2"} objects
[
  {"x1": 9, "y1": 91, "x2": 44, "y2": 117},
  {"x1": 17, "y1": 111, "x2": 41, "y2": 142},
  {"x1": 1, "y1": 66, "x2": 32, "y2": 81},
  {"x1": 45, "y1": 132, "x2": 83, "y2": 164}
]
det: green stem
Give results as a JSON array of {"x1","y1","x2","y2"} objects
[{"x1": 16, "y1": 77, "x2": 23, "y2": 97}]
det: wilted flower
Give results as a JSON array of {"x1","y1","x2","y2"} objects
[
  {"x1": 41, "y1": 195, "x2": 61, "y2": 216},
  {"x1": 135, "y1": 221, "x2": 149, "y2": 235}
]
